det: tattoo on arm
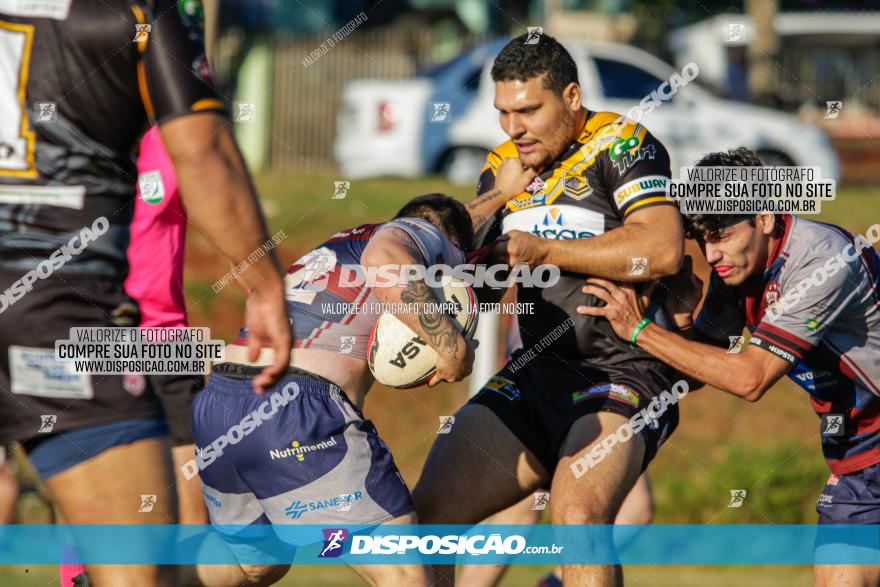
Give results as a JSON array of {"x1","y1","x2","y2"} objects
[
  {"x1": 400, "y1": 279, "x2": 459, "y2": 355},
  {"x1": 466, "y1": 189, "x2": 502, "y2": 234},
  {"x1": 465, "y1": 189, "x2": 502, "y2": 212}
]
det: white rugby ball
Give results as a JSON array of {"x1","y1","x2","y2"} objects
[{"x1": 367, "y1": 279, "x2": 478, "y2": 389}]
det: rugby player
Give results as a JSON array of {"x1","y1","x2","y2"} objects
[
  {"x1": 460, "y1": 316, "x2": 656, "y2": 587},
  {"x1": 192, "y1": 194, "x2": 477, "y2": 587},
  {"x1": 0, "y1": 2, "x2": 290, "y2": 585},
  {"x1": 412, "y1": 33, "x2": 684, "y2": 586},
  {"x1": 578, "y1": 148, "x2": 880, "y2": 587}
]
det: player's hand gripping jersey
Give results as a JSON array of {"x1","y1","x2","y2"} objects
[
  {"x1": 476, "y1": 111, "x2": 674, "y2": 365},
  {"x1": 0, "y1": 0, "x2": 225, "y2": 277},
  {"x1": 696, "y1": 214, "x2": 880, "y2": 475}
]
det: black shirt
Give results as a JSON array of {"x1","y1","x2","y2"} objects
[{"x1": 0, "y1": 0, "x2": 226, "y2": 277}]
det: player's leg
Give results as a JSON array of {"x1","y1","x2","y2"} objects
[
  {"x1": 413, "y1": 367, "x2": 551, "y2": 525},
  {"x1": 0, "y1": 444, "x2": 18, "y2": 523},
  {"x1": 814, "y1": 565, "x2": 880, "y2": 587},
  {"x1": 551, "y1": 411, "x2": 646, "y2": 587},
  {"x1": 0, "y1": 271, "x2": 174, "y2": 584},
  {"x1": 40, "y1": 432, "x2": 178, "y2": 587},
  {"x1": 530, "y1": 472, "x2": 654, "y2": 587},
  {"x1": 173, "y1": 445, "x2": 208, "y2": 524},
  {"x1": 151, "y1": 375, "x2": 207, "y2": 586},
  {"x1": 412, "y1": 403, "x2": 547, "y2": 524},
  {"x1": 813, "y1": 467, "x2": 880, "y2": 587},
  {"x1": 151, "y1": 374, "x2": 209, "y2": 525},
  {"x1": 197, "y1": 554, "x2": 289, "y2": 587},
  {"x1": 456, "y1": 495, "x2": 543, "y2": 587},
  {"x1": 413, "y1": 368, "x2": 551, "y2": 587},
  {"x1": 616, "y1": 473, "x2": 653, "y2": 524},
  {"x1": 190, "y1": 369, "x2": 292, "y2": 587},
  {"x1": 348, "y1": 512, "x2": 430, "y2": 586}
]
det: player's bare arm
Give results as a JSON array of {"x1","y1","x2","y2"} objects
[
  {"x1": 504, "y1": 204, "x2": 684, "y2": 280},
  {"x1": 577, "y1": 277, "x2": 791, "y2": 401},
  {"x1": 361, "y1": 227, "x2": 476, "y2": 386},
  {"x1": 466, "y1": 158, "x2": 535, "y2": 232},
  {"x1": 159, "y1": 112, "x2": 291, "y2": 393}
]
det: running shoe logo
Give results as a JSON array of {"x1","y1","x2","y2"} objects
[{"x1": 319, "y1": 528, "x2": 349, "y2": 558}]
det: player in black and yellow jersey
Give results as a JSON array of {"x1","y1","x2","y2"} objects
[
  {"x1": 413, "y1": 33, "x2": 685, "y2": 587},
  {"x1": 0, "y1": 2, "x2": 290, "y2": 585}
]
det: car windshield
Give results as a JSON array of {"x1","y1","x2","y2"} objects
[
  {"x1": 419, "y1": 51, "x2": 474, "y2": 79},
  {"x1": 593, "y1": 56, "x2": 667, "y2": 101}
]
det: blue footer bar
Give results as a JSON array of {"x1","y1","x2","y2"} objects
[{"x1": 1, "y1": 525, "x2": 879, "y2": 565}]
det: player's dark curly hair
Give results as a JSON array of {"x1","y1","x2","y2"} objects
[
  {"x1": 491, "y1": 32, "x2": 578, "y2": 95},
  {"x1": 395, "y1": 193, "x2": 475, "y2": 252},
  {"x1": 682, "y1": 147, "x2": 764, "y2": 240}
]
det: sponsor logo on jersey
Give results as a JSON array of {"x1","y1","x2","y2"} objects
[
  {"x1": 138, "y1": 170, "x2": 165, "y2": 204},
  {"x1": 794, "y1": 369, "x2": 832, "y2": 382},
  {"x1": 764, "y1": 281, "x2": 781, "y2": 306},
  {"x1": 613, "y1": 175, "x2": 668, "y2": 209},
  {"x1": 561, "y1": 171, "x2": 592, "y2": 200},
  {"x1": 765, "y1": 342, "x2": 796, "y2": 363},
  {"x1": 270, "y1": 436, "x2": 338, "y2": 461},
  {"x1": 612, "y1": 142, "x2": 656, "y2": 174},
  {"x1": 609, "y1": 136, "x2": 640, "y2": 161},
  {"x1": 572, "y1": 383, "x2": 639, "y2": 407},
  {"x1": 503, "y1": 205, "x2": 604, "y2": 240},
  {"x1": 526, "y1": 176, "x2": 546, "y2": 194},
  {"x1": 482, "y1": 375, "x2": 520, "y2": 401},
  {"x1": 507, "y1": 191, "x2": 547, "y2": 211},
  {"x1": 0, "y1": 0, "x2": 72, "y2": 19},
  {"x1": 203, "y1": 490, "x2": 222, "y2": 509},
  {"x1": 284, "y1": 492, "x2": 364, "y2": 519},
  {"x1": 179, "y1": 0, "x2": 205, "y2": 22}
]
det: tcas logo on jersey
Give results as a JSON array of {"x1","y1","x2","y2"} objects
[
  {"x1": 503, "y1": 205, "x2": 604, "y2": 241},
  {"x1": 531, "y1": 207, "x2": 595, "y2": 240}
]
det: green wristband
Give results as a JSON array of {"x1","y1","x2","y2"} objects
[{"x1": 629, "y1": 317, "x2": 651, "y2": 345}]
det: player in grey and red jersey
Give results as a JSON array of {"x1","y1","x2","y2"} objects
[{"x1": 581, "y1": 147, "x2": 880, "y2": 587}]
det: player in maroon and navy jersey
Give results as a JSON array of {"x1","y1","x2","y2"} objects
[{"x1": 582, "y1": 148, "x2": 880, "y2": 586}]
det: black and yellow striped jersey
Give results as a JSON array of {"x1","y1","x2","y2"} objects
[
  {"x1": 477, "y1": 109, "x2": 675, "y2": 363},
  {"x1": 0, "y1": 0, "x2": 225, "y2": 277}
]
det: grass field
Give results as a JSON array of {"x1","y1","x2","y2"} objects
[{"x1": 3, "y1": 176, "x2": 876, "y2": 586}]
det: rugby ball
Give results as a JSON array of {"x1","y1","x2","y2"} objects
[{"x1": 367, "y1": 279, "x2": 478, "y2": 388}]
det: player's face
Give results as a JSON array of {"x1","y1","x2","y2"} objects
[
  {"x1": 494, "y1": 75, "x2": 581, "y2": 171},
  {"x1": 699, "y1": 215, "x2": 775, "y2": 286}
]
